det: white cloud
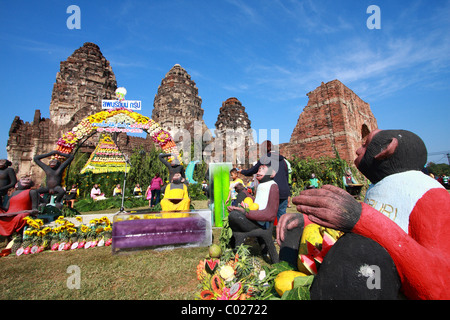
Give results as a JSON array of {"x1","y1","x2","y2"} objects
[
  {"x1": 239, "y1": 6, "x2": 449, "y2": 102},
  {"x1": 225, "y1": 0, "x2": 262, "y2": 25}
]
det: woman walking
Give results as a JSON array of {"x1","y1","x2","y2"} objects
[{"x1": 147, "y1": 173, "x2": 163, "y2": 207}]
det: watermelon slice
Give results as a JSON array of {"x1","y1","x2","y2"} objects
[
  {"x1": 306, "y1": 241, "x2": 320, "y2": 256},
  {"x1": 300, "y1": 254, "x2": 318, "y2": 275},
  {"x1": 313, "y1": 255, "x2": 324, "y2": 264},
  {"x1": 298, "y1": 228, "x2": 342, "y2": 275},
  {"x1": 205, "y1": 259, "x2": 219, "y2": 274},
  {"x1": 321, "y1": 231, "x2": 336, "y2": 255},
  {"x1": 314, "y1": 232, "x2": 336, "y2": 262}
]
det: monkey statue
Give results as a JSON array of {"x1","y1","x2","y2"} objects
[
  {"x1": 0, "y1": 159, "x2": 17, "y2": 209},
  {"x1": 0, "y1": 176, "x2": 39, "y2": 238},
  {"x1": 34, "y1": 150, "x2": 74, "y2": 209},
  {"x1": 277, "y1": 129, "x2": 450, "y2": 300},
  {"x1": 158, "y1": 153, "x2": 186, "y2": 183}
]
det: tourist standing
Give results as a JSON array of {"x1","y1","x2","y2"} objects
[
  {"x1": 147, "y1": 173, "x2": 163, "y2": 207},
  {"x1": 133, "y1": 183, "x2": 142, "y2": 196}
]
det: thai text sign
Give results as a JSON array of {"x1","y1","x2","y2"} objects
[
  {"x1": 93, "y1": 121, "x2": 152, "y2": 134},
  {"x1": 101, "y1": 100, "x2": 142, "y2": 110}
]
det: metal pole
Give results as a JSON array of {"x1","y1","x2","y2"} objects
[{"x1": 120, "y1": 155, "x2": 128, "y2": 213}]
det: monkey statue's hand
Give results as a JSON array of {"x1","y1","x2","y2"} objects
[
  {"x1": 292, "y1": 185, "x2": 362, "y2": 232},
  {"x1": 276, "y1": 212, "x2": 304, "y2": 246}
]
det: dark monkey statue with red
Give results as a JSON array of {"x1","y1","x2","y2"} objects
[{"x1": 277, "y1": 129, "x2": 450, "y2": 300}]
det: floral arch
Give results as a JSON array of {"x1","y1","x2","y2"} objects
[{"x1": 54, "y1": 107, "x2": 180, "y2": 163}]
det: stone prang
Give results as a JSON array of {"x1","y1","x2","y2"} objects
[
  {"x1": 50, "y1": 42, "x2": 117, "y2": 127},
  {"x1": 214, "y1": 97, "x2": 255, "y2": 166},
  {"x1": 215, "y1": 97, "x2": 251, "y2": 134},
  {"x1": 152, "y1": 64, "x2": 208, "y2": 138},
  {"x1": 7, "y1": 42, "x2": 151, "y2": 182}
]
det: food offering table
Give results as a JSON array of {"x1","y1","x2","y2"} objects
[{"x1": 111, "y1": 209, "x2": 212, "y2": 254}]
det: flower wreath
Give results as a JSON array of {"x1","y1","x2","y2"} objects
[{"x1": 54, "y1": 108, "x2": 182, "y2": 164}]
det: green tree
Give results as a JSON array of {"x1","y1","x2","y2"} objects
[
  {"x1": 426, "y1": 162, "x2": 450, "y2": 177},
  {"x1": 287, "y1": 155, "x2": 366, "y2": 197},
  {"x1": 128, "y1": 146, "x2": 169, "y2": 194}
]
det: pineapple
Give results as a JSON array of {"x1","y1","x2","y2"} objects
[
  {"x1": 61, "y1": 233, "x2": 70, "y2": 250},
  {"x1": 104, "y1": 230, "x2": 112, "y2": 246},
  {"x1": 70, "y1": 233, "x2": 78, "y2": 248},
  {"x1": 41, "y1": 233, "x2": 52, "y2": 251},
  {"x1": 21, "y1": 238, "x2": 32, "y2": 255},
  {"x1": 104, "y1": 230, "x2": 112, "y2": 240},
  {"x1": 21, "y1": 238, "x2": 32, "y2": 249},
  {"x1": 250, "y1": 256, "x2": 262, "y2": 273},
  {"x1": 50, "y1": 234, "x2": 60, "y2": 251},
  {"x1": 10, "y1": 235, "x2": 23, "y2": 254}
]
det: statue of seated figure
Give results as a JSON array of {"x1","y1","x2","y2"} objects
[
  {"x1": 160, "y1": 173, "x2": 190, "y2": 211},
  {"x1": 0, "y1": 176, "x2": 39, "y2": 239}
]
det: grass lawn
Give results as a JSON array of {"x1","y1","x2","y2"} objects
[{"x1": 0, "y1": 200, "x2": 289, "y2": 300}]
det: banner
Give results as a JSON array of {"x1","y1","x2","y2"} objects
[{"x1": 101, "y1": 100, "x2": 142, "y2": 110}]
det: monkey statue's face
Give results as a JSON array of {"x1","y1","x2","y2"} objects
[
  {"x1": 17, "y1": 176, "x2": 34, "y2": 190},
  {"x1": 354, "y1": 129, "x2": 381, "y2": 169},
  {"x1": 0, "y1": 159, "x2": 11, "y2": 170},
  {"x1": 355, "y1": 129, "x2": 427, "y2": 185},
  {"x1": 49, "y1": 159, "x2": 60, "y2": 169}
]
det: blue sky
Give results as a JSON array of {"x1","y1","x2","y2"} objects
[{"x1": 1, "y1": 0, "x2": 449, "y2": 164}]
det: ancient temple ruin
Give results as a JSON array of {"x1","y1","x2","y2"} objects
[
  {"x1": 152, "y1": 64, "x2": 208, "y2": 139},
  {"x1": 7, "y1": 42, "x2": 153, "y2": 182},
  {"x1": 215, "y1": 97, "x2": 256, "y2": 166},
  {"x1": 49, "y1": 42, "x2": 117, "y2": 127},
  {"x1": 6, "y1": 41, "x2": 378, "y2": 183},
  {"x1": 280, "y1": 80, "x2": 378, "y2": 163}
]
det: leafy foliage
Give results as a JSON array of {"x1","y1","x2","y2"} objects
[
  {"x1": 127, "y1": 146, "x2": 169, "y2": 189},
  {"x1": 187, "y1": 183, "x2": 208, "y2": 200},
  {"x1": 280, "y1": 274, "x2": 314, "y2": 300},
  {"x1": 74, "y1": 196, "x2": 159, "y2": 213},
  {"x1": 287, "y1": 155, "x2": 367, "y2": 196},
  {"x1": 427, "y1": 162, "x2": 450, "y2": 176}
]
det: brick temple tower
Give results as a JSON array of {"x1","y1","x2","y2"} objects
[{"x1": 281, "y1": 80, "x2": 378, "y2": 163}]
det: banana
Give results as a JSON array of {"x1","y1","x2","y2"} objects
[{"x1": 324, "y1": 227, "x2": 343, "y2": 240}]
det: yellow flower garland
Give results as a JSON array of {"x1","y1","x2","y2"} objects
[{"x1": 55, "y1": 107, "x2": 182, "y2": 164}]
